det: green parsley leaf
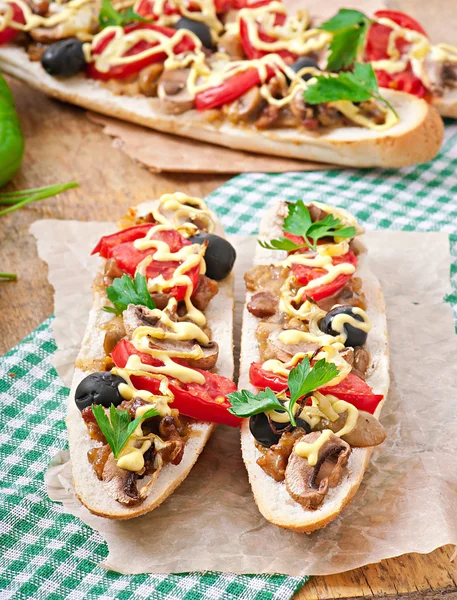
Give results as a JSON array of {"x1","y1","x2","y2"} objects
[
  {"x1": 227, "y1": 388, "x2": 285, "y2": 418},
  {"x1": 99, "y1": 0, "x2": 150, "y2": 29},
  {"x1": 319, "y1": 9, "x2": 371, "y2": 71},
  {"x1": 228, "y1": 358, "x2": 339, "y2": 428},
  {"x1": 103, "y1": 273, "x2": 155, "y2": 315},
  {"x1": 92, "y1": 404, "x2": 159, "y2": 459},
  {"x1": 258, "y1": 200, "x2": 356, "y2": 253},
  {"x1": 303, "y1": 62, "x2": 398, "y2": 117},
  {"x1": 287, "y1": 358, "x2": 339, "y2": 420}
]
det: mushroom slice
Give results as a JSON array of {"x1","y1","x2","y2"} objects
[
  {"x1": 124, "y1": 304, "x2": 161, "y2": 337},
  {"x1": 285, "y1": 431, "x2": 351, "y2": 510},
  {"x1": 101, "y1": 450, "x2": 163, "y2": 506},
  {"x1": 224, "y1": 86, "x2": 263, "y2": 124},
  {"x1": 265, "y1": 329, "x2": 321, "y2": 363},
  {"x1": 123, "y1": 304, "x2": 219, "y2": 369},
  {"x1": 313, "y1": 411, "x2": 386, "y2": 448},
  {"x1": 157, "y1": 68, "x2": 195, "y2": 115}
]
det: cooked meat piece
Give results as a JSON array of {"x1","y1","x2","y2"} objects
[
  {"x1": 247, "y1": 291, "x2": 278, "y2": 318},
  {"x1": 27, "y1": 43, "x2": 46, "y2": 61},
  {"x1": 302, "y1": 117, "x2": 320, "y2": 131},
  {"x1": 81, "y1": 406, "x2": 106, "y2": 443},
  {"x1": 290, "y1": 91, "x2": 314, "y2": 122},
  {"x1": 358, "y1": 100, "x2": 386, "y2": 125},
  {"x1": 308, "y1": 203, "x2": 328, "y2": 222},
  {"x1": 285, "y1": 317, "x2": 307, "y2": 331},
  {"x1": 118, "y1": 396, "x2": 149, "y2": 419},
  {"x1": 103, "y1": 315, "x2": 125, "y2": 355},
  {"x1": 123, "y1": 304, "x2": 164, "y2": 337},
  {"x1": 218, "y1": 30, "x2": 245, "y2": 58},
  {"x1": 87, "y1": 444, "x2": 111, "y2": 480},
  {"x1": 244, "y1": 264, "x2": 288, "y2": 293},
  {"x1": 158, "y1": 416, "x2": 185, "y2": 465},
  {"x1": 104, "y1": 258, "x2": 124, "y2": 287},
  {"x1": 151, "y1": 293, "x2": 172, "y2": 310},
  {"x1": 256, "y1": 428, "x2": 306, "y2": 482},
  {"x1": 192, "y1": 275, "x2": 219, "y2": 311},
  {"x1": 158, "y1": 68, "x2": 194, "y2": 114},
  {"x1": 224, "y1": 86, "x2": 263, "y2": 124},
  {"x1": 285, "y1": 431, "x2": 351, "y2": 509},
  {"x1": 255, "y1": 104, "x2": 280, "y2": 129},
  {"x1": 353, "y1": 346, "x2": 370, "y2": 379},
  {"x1": 139, "y1": 63, "x2": 164, "y2": 97},
  {"x1": 316, "y1": 104, "x2": 343, "y2": 128},
  {"x1": 443, "y1": 63, "x2": 457, "y2": 89},
  {"x1": 317, "y1": 277, "x2": 366, "y2": 312},
  {"x1": 27, "y1": 0, "x2": 49, "y2": 16}
]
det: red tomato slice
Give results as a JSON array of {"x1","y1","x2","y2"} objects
[
  {"x1": 112, "y1": 339, "x2": 240, "y2": 426},
  {"x1": 239, "y1": 13, "x2": 296, "y2": 61},
  {"x1": 93, "y1": 226, "x2": 198, "y2": 300},
  {"x1": 87, "y1": 23, "x2": 195, "y2": 80},
  {"x1": 195, "y1": 64, "x2": 276, "y2": 110},
  {"x1": 376, "y1": 68, "x2": 428, "y2": 98},
  {"x1": 373, "y1": 10, "x2": 427, "y2": 37},
  {"x1": 290, "y1": 250, "x2": 357, "y2": 302},
  {"x1": 249, "y1": 362, "x2": 383, "y2": 414},
  {"x1": 0, "y1": 2, "x2": 25, "y2": 45},
  {"x1": 231, "y1": 0, "x2": 277, "y2": 8},
  {"x1": 92, "y1": 224, "x2": 156, "y2": 257}
]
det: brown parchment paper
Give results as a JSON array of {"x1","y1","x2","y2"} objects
[{"x1": 31, "y1": 220, "x2": 457, "y2": 576}]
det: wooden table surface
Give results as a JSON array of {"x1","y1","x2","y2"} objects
[{"x1": 1, "y1": 72, "x2": 457, "y2": 599}]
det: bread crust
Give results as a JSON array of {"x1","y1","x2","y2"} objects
[
  {"x1": 0, "y1": 46, "x2": 444, "y2": 168},
  {"x1": 238, "y1": 205, "x2": 390, "y2": 533},
  {"x1": 433, "y1": 88, "x2": 457, "y2": 119},
  {"x1": 68, "y1": 200, "x2": 234, "y2": 520}
]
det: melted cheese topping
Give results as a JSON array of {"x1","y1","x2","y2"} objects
[{"x1": 0, "y1": 0, "x2": 94, "y2": 34}]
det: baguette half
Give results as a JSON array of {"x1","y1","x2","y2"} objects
[
  {"x1": 0, "y1": 45, "x2": 444, "y2": 168},
  {"x1": 67, "y1": 199, "x2": 234, "y2": 519},
  {"x1": 238, "y1": 205, "x2": 389, "y2": 533}
]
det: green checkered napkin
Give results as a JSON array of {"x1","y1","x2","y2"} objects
[{"x1": 2, "y1": 122, "x2": 457, "y2": 600}]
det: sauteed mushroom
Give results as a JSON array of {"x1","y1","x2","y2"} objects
[
  {"x1": 285, "y1": 431, "x2": 351, "y2": 510},
  {"x1": 158, "y1": 69, "x2": 194, "y2": 114}
]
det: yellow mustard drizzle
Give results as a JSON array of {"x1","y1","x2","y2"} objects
[
  {"x1": 149, "y1": 192, "x2": 215, "y2": 236},
  {"x1": 328, "y1": 99, "x2": 399, "y2": 131},
  {"x1": 237, "y1": 1, "x2": 331, "y2": 55},
  {"x1": 0, "y1": 0, "x2": 94, "y2": 33},
  {"x1": 133, "y1": 0, "x2": 224, "y2": 35}
]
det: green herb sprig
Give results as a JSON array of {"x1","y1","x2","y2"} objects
[
  {"x1": 227, "y1": 358, "x2": 339, "y2": 426},
  {"x1": 303, "y1": 62, "x2": 398, "y2": 117},
  {"x1": 99, "y1": 0, "x2": 150, "y2": 28},
  {"x1": 103, "y1": 273, "x2": 155, "y2": 314},
  {"x1": 0, "y1": 181, "x2": 78, "y2": 281},
  {"x1": 92, "y1": 404, "x2": 159, "y2": 459},
  {"x1": 259, "y1": 200, "x2": 356, "y2": 253},
  {"x1": 319, "y1": 9, "x2": 371, "y2": 71}
]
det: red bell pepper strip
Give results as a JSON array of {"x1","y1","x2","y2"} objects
[
  {"x1": 195, "y1": 64, "x2": 275, "y2": 110},
  {"x1": 249, "y1": 362, "x2": 383, "y2": 414},
  {"x1": 290, "y1": 250, "x2": 358, "y2": 302},
  {"x1": 231, "y1": 0, "x2": 277, "y2": 9},
  {"x1": 112, "y1": 339, "x2": 240, "y2": 426},
  {"x1": 0, "y1": 2, "x2": 25, "y2": 45},
  {"x1": 239, "y1": 12, "x2": 296, "y2": 61},
  {"x1": 87, "y1": 23, "x2": 195, "y2": 80}
]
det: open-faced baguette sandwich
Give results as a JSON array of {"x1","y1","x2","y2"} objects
[
  {"x1": 230, "y1": 200, "x2": 389, "y2": 533},
  {"x1": 69, "y1": 192, "x2": 240, "y2": 519},
  {"x1": 0, "y1": 0, "x2": 443, "y2": 167}
]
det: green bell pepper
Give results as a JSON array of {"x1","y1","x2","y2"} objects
[{"x1": 0, "y1": 74, "x2": 24, "y2": 187}]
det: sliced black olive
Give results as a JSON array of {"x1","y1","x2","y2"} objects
[
  {"x1": 190, "y1": 233, "x2": 236, "y2": 281},
  {"x1": 75, "y1": 372, "x2": 125, "y2": 412},
  {"x1": 249, "y1": 413, "x2": 290, "y2": 448},
  {"x1": 41, "y1": 38, "x2": 86, "y2": 77},
  {"x1": 295, "y1": 417, "x2": 311, "y2": 434},
  {"x1": 174, "y1": 17, "x2": 214, "y2": 49},
  {"x1": 319, "y1": 305, "x2": 368, "y2": 348},
  {"x1": 289, "y1": 57, "x2": 320, "y2": 81}
]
